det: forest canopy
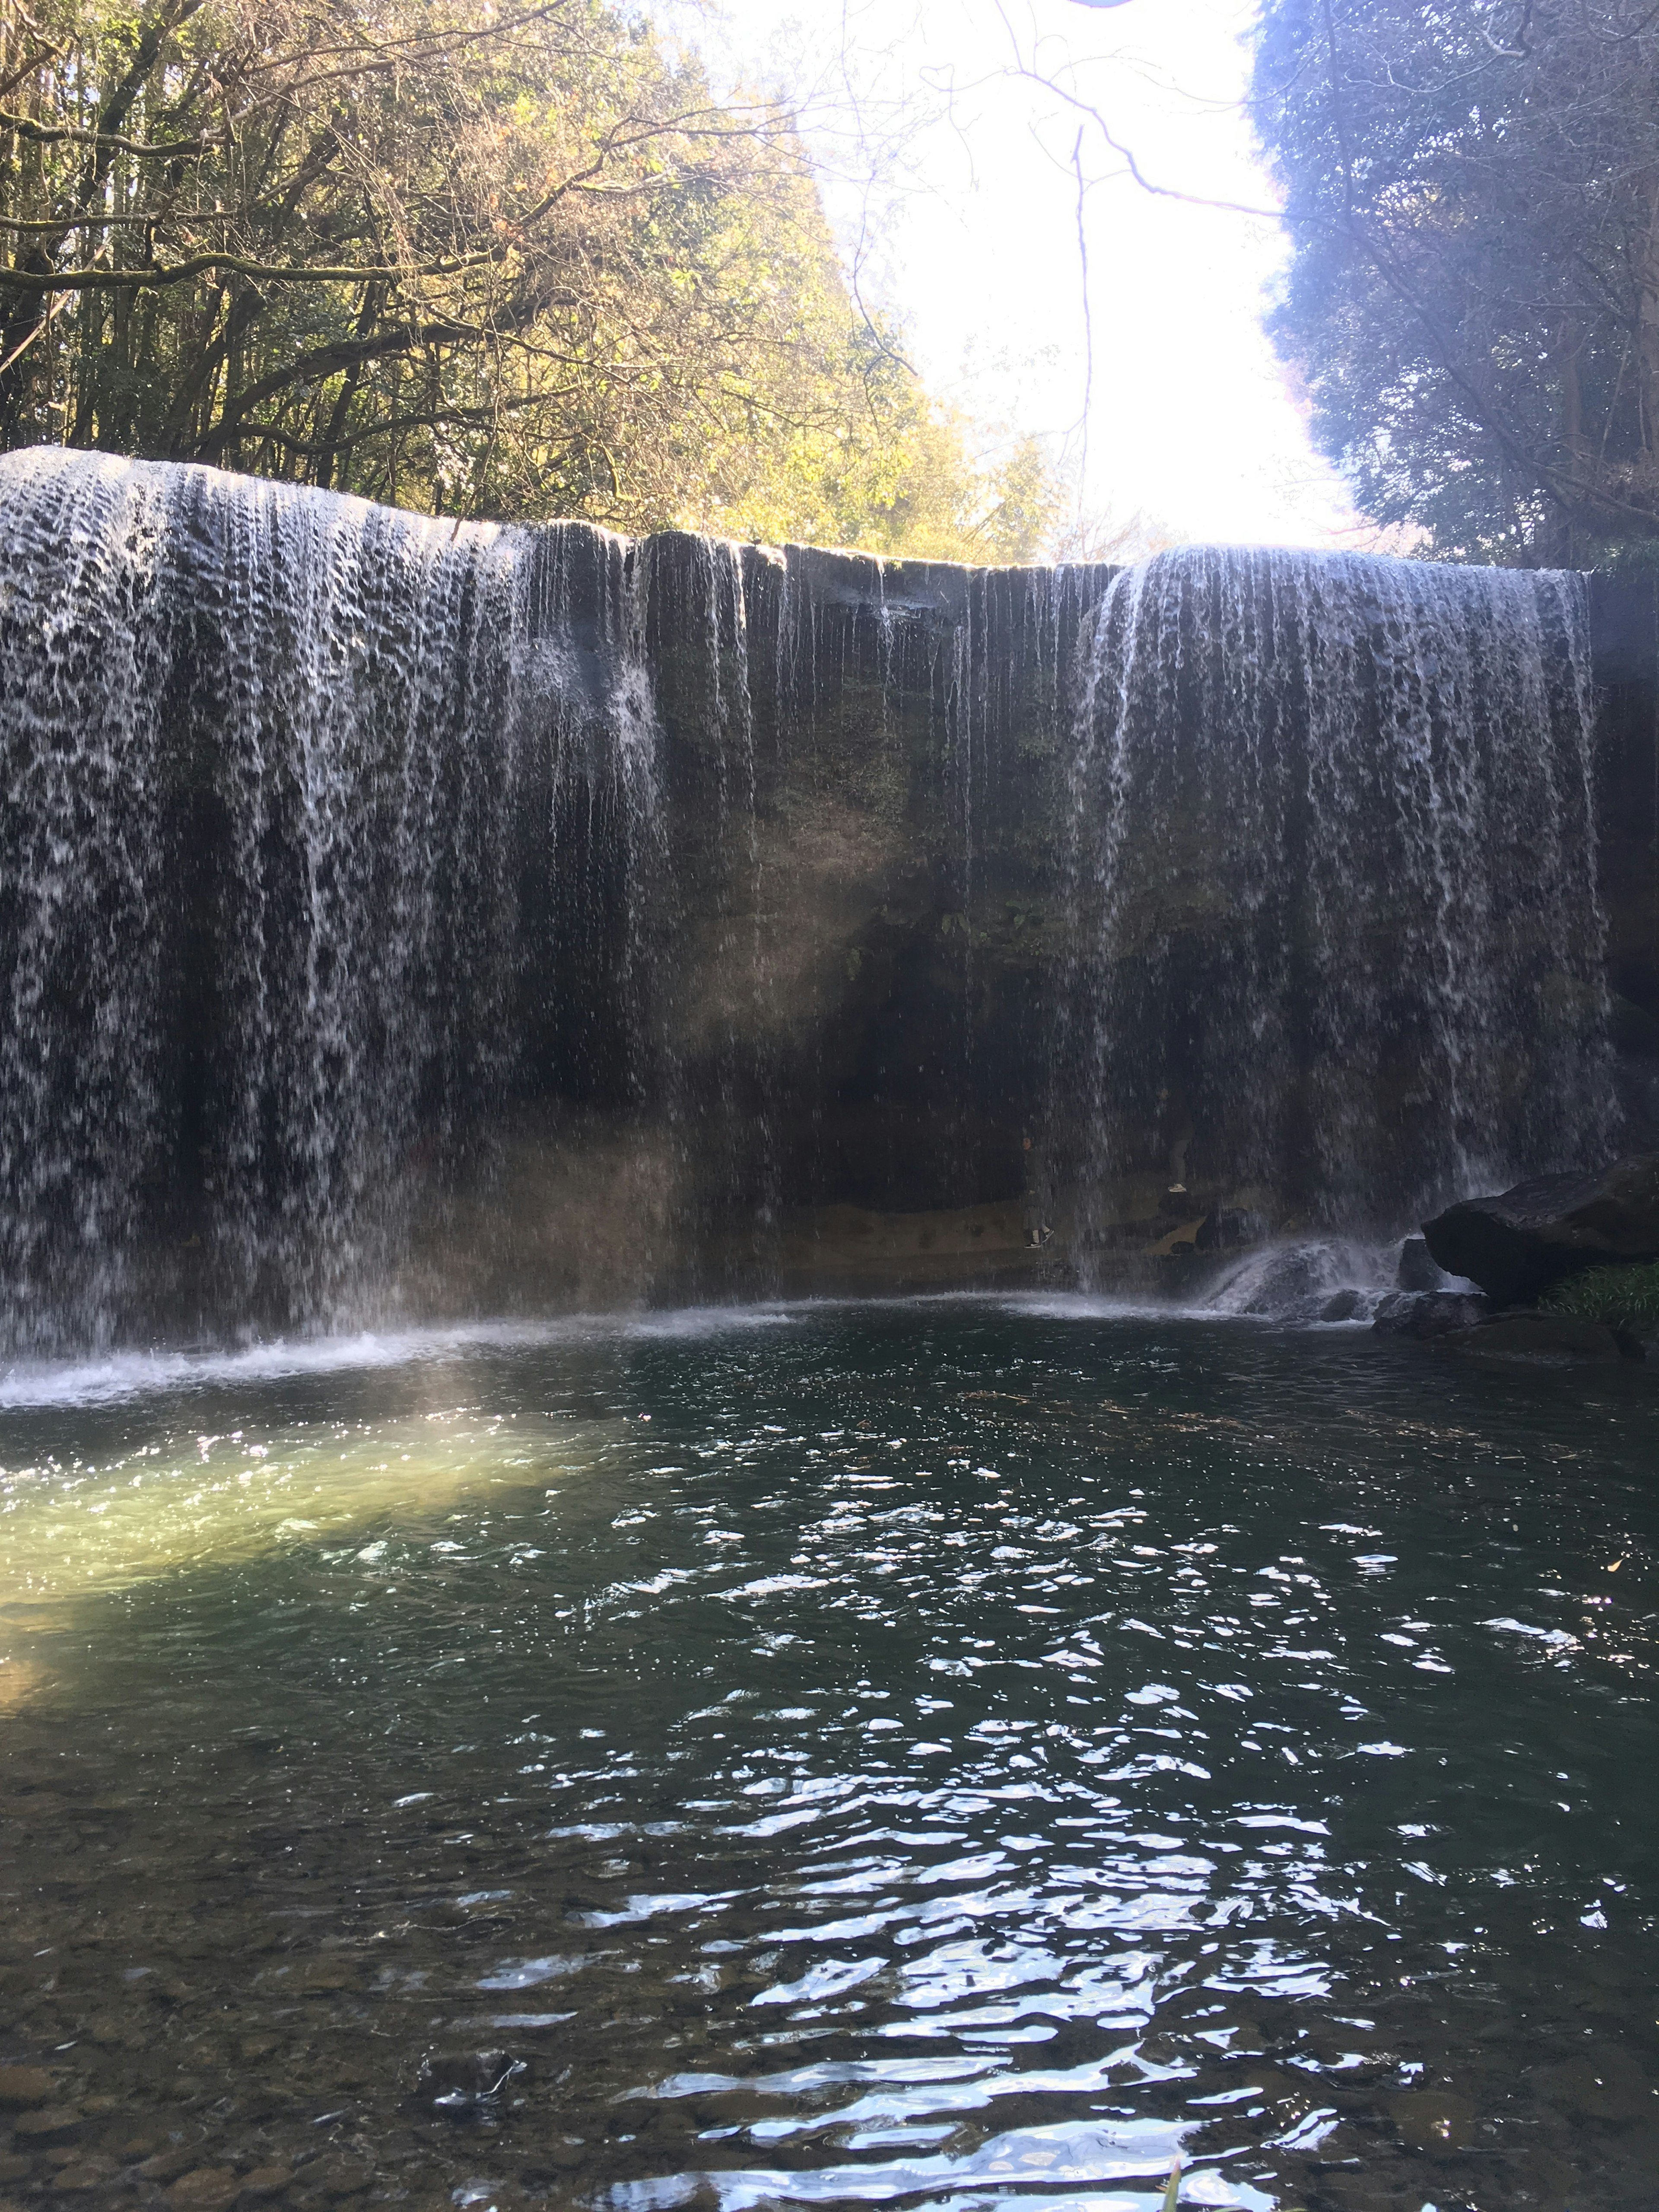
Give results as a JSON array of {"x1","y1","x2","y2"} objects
[
  {"x1": 1251, "y1": 0, "x2": 1659, "y2": 565},
  {"x1": 0, "y1": 0, "x2": 1057, "y2": 556}
]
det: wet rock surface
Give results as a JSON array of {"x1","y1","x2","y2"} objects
[
  {"x1": 1394, "y1": 1234, "x2": 1456, "y2": 1292},
  {"x1": 1444, "y1": 1311, "x2": 1645, "y2": 1363},
  {"x1": 1372, "y1": 1289, "x2": 1491, "y2": 1340},
  {"x1": 1423, "y1": 1153, "x2": 1659, "y2": 1305}
]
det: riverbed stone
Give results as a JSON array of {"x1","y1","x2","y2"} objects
[
  {"x1": 140, "y1": 2146, "x2": 201, "y2": 2183},
  {"x1": 0, "y1": 2072, "x2": 54, "y2": 2109},
  {"x1": 309, "y1": 2158, "x2": 372, "y2": 2199},
  {"x1": 1387, "y1": 2089, "x2": 1478, "y2": 2148},
  {"x1": 11, "y1": 2110, "x2": 79, "y2": 2146},
  {"x1": 1529, "y1": 2050, "x2": 1656, "y2": 2120},
  {"x1": 1422, "y1": 1153, "x2": 1659, "y2": 1303},
  {"x1": 238, "y1": 2168, "x2": 292, "y2": 2201},
  {"x1": 167, "y1": 2167, "x2": 242, "y2": 2212},
  {"x1": 50, "y1": 2158, "x2": 115, "y2": 2192}
]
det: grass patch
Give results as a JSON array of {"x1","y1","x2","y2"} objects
[{"x1": 1540, "y1": 1261, "x2": 1659, "y2": 1331}]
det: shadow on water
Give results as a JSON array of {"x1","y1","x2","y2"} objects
[{"x1": 1, "y1": 1302, "x2": 1656, "y2": 2212}]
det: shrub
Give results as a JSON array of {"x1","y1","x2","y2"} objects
[{"x1": 1541, "y1": 1262, "x2": 1659, "y2": 1331}]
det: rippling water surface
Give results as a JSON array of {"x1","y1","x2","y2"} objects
[{"x1": 0, "y1": 1299, "x2": 1655, "y2": 2212}]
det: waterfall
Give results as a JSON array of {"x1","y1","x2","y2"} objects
[
  {"x1": 0, "y1": 450, "x2": 174, "y2": 1346},
  {"x1": 1050, "y1": 547, "x2": 1617, "y2": 1247},
  {"x1": 0, "y1": 452, "x2": 1631, "y2": 1351},
  {"x1": 644, "y1": 531, "x2": 781, "y2": 1283},
  {"x1": 0, "y1": 448, "x2": 664, "y2": 1349}
]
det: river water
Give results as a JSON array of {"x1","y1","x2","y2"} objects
[{"x1": 0, "y1": 1299, "x2": 1654, "y2": 2212}]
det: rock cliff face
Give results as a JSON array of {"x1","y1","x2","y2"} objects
[{"x1": 0, "y1": 445, "x2": 1653, "y2": 1350}]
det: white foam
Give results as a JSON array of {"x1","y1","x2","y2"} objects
[{"x1": 0, "y1": 1305, "x2": 803, "y2": 1410}]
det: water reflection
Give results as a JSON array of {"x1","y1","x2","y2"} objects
[{"x1": 0, "y1": 1301, "x2": 1655, "y2": 2212}]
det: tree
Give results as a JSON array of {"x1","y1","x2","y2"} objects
[
  {"x1": 1251, "y1": 0, "x2": 1659, "y2": 563},
  {"x1": 0, "y1": 0, "x2": 1055, "y2": 553}
]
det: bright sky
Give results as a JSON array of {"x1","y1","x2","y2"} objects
[{"x1": 681, "y1": 0, "x2": 1366, "y2": 552}]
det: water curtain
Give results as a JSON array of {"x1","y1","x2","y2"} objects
[{"x1": 0, "y1": 451, "x2": 1615, "y2": 1346}]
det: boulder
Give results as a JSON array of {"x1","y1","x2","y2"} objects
[
  {"x1": 1422, "y1": 1155, "x2": 1659, "y2": 1306},
  {"x1": 1225, "y1": 1243, "x2": 1352, "y2": 1323},
  {"x1": 1373, "y1": 1290, "x2": 1490, "y2": 1340},
  {"x1": 1396, "y1": 1235, "x2": 1453, "y2": 1292},
  {"x1": 1444, "y1": 1313, "x2": 1643, "y2": 1364}
]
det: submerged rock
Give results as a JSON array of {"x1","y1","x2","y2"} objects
[
  {"x1": 1444, "y1": 1313, "x2": 1644, "y2": 1364},
  {"x1": 164, "y1": 2170, "x2": 239, "y2": 2212},
  {"x1": 414, "y1": 2048, "x2": 524, "y2": 2120},
  {"x1": 10, "y1": 2107, "x2": 79, "y2": 2145},
  {"x1": 0, "y1": 2069, "x2": 55, "y2": 2108},
  {"x1": 1422, "y1": 1155, "x2": 1659, "y2": 1306},
  {"x1": 1373, "y1": 1290, "x2": 1490, "y2": 1340}
]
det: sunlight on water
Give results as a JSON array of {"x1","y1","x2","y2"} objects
[{"x1": 0, "y1": 1407, "x2": 612, "y2": 1617}]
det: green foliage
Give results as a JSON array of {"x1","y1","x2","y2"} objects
[
  {"x1": 1541, "y1": 1262, "x2": 1659, "y2": 1330},
  {"x1": 1249, "y1": 0, "x2": 1659, "y2": 564},
  {"x1": 0, "y1": 0, "x2": 1052, "y2": 553}
]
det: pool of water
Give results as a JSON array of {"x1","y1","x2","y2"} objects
[{"x1": 0, "y1": 1298, "x2": 1654, "y2": 2212}]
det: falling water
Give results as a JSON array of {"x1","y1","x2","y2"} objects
[
  {"x1": 1052, "y1": 547, "x2": 1618, "y2": 1246},
  {"x1": 944, "y1": 563, "x2": 1117, "y2": 1205},
  {"x1": 0, "y1": 450, "x2": 174, "y2": 1344},
  {"x1": 645, "y1": 531, "x2": 782, "y2": 1281},
  {"x1": 0, "y1": 456, "x2": 1630, "y2": 1351},
  {"x1": 0, "y1": 448, "x2": 665, "y2": 1349}
]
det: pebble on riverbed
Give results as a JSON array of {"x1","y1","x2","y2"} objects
[
  {"x1": 11, "y1": 2109, "x2": 80, "y2": 2146},
  {"x1": 164, "y1": 2169, "x2": 241, "y2": 2212},
  {"x1": 0, "y1": 2072, "x2": 56, "y2": 2109}
]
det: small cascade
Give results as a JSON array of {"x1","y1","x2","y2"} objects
[
  {"x1": 1196, "y1": 1239, "x2": 1400, "y2": 1325},
  {"x1": 1051, "y1": 547, "x2": 1618, "y2": 1249}
]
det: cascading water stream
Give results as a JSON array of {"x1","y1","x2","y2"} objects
[
  {"x1": 0, "y1": 448, "x2": 667, "y2": 1349},
  {"x1": 1049, "y1": 546, "x2": 1617, "y2": 1252},
  {"x1": 0, "y1": 451, "x2": 1631, "y2": 1352}
]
